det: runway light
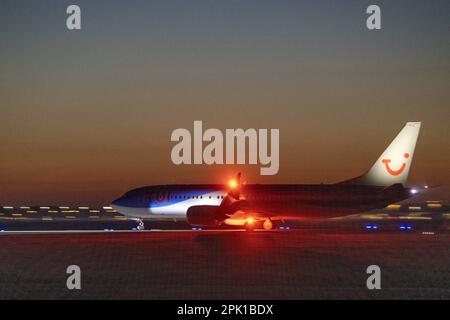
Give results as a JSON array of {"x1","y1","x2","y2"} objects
[{"x1": 410, "y1": 189, "x2": 419, "y2": 195}]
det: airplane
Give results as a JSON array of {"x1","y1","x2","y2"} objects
[{"x1": 112, "y1": 122, "x2": 422, "y2": 231}]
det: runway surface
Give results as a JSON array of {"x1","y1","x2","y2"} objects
[{"x1": 0, "y1": 229, "x2": 448, "y2": 299}]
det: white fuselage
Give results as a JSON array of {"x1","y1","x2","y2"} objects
[{"x1": 112, "y1": 190, "x2": 226, "y2": 220}]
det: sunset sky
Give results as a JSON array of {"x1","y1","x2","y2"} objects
[{"x1": 1, "y1": 0, "x2": 449, "y2": 205}]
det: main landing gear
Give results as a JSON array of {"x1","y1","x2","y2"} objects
[
  {"x1": 244, "y1": 217, "x2": 256, "y2": 231},
  {"x1": 263, "y1": 219, "x2": 274, "y2": 231},
  {"x1": 244, "y1": 218, "x2": 274, "y2": 231}
]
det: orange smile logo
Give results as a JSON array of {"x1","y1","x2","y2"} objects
[{"x1": 382, "y1": 153, "x2": 409, "y2": 176}]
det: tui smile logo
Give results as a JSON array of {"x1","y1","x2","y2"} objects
[{"x1": 382, "y1": 153, "x2": 409, "y2": 176}]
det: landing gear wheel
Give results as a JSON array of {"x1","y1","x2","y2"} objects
[
  {"x1": 263, "y1": 219, "x2": 273, "y2": 231},
  {"x1": 137, "y1": 219, "x2": 145, "y2": 231}
]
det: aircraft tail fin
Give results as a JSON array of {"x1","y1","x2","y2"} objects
[{"x1": 340, "y1": 122, "x2": 421, "y2": 187}]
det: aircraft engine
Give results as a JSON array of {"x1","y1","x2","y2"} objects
[{"x1": 186, "y1": 205, "x2": 223, "y2": 227}]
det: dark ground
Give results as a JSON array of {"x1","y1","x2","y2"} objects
[{"x1": 0, "y1": 228, "x2": 448, "y2": 300}]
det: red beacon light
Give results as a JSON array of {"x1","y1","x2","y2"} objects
[{"x1": 228, "y1": 179, "x2": 238, "y2": 189}]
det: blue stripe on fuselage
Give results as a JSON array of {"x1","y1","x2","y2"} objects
[
  {"x1": 116, "y1": 189, "x2": 219, "y2": 208},
  {"x1": 151, "y1": 189, "x2": 216, "y2": 208}
]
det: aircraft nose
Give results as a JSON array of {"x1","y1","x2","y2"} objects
[{"x1": 111, "y1": 197, "x2": 125, "y2": 209}]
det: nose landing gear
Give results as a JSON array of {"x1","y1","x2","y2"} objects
[{"x1": 136, "y1": 219, "x2": 145, "y2": 231}]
